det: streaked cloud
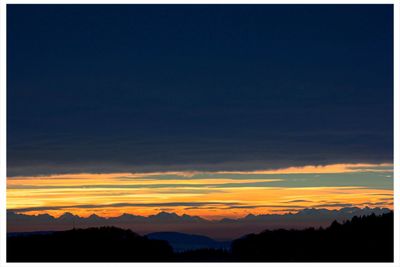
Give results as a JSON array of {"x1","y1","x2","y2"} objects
[
  {"x1": 9, "y1": 201, "x2": 240, "y2": 213},
  {"x1": 216, "y1": 163, "x2": 393, "y2": 175},
  {"x1": 7, "y1": 163, "x2": 393, "y2": 219}
]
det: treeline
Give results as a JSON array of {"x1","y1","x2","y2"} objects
[
  {"x1": 231, "y1": 211, "x2": 393, "y2": 262},
  {"x1": 8, "y1": 212, "x2": 393, "y2": 262},
  {"x1": 8, "y1": 227, "x2": 174, "y2": 262}
]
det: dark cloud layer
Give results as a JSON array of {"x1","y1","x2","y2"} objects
[{"x1": 7, "y1": 5, "x2": 393, "y2": 176}]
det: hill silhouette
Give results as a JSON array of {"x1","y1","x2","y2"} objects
[
  {"x1": 7, "y1": 212, "x2": 393, "y2": 262},
  {"x1": 231, "y1": 211, "x2": 393, "y2": 262},
  {"x1": 7, "y1": 226, "x2": 173, "y2": 262}
]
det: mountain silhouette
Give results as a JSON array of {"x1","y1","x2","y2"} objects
[{"x1": 7, "y1": 207, "x2": 391, "y2": 240}]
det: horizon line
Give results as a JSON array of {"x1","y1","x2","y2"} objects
[{"x1": 7, "y1": 205, "x2": 393, "y2": 221}]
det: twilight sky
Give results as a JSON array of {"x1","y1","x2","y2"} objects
[{"x1": 7, "y1": 5, "x2": 393, "y2": 218}]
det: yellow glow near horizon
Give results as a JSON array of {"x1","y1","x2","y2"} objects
[{"x1": 7, "y1": 163, "x2": 393, "y2": 219}]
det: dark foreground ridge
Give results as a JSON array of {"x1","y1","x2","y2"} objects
[
  {"x1": 8, "y1": 212, "x2": 393, "y2": 262},
  {"x1": 231, "y1": 211, "x2": 393, "y2": 262}
]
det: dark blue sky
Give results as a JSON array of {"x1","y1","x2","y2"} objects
[{"x1": 7, "y1": 4, "x2": 393, "y2": 176}]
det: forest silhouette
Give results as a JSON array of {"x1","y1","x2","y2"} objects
[{"x1": 7, "y1": 211, "x2": 393, "y2": 262}]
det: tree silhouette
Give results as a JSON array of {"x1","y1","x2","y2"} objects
[
  {"x1": 7, "y1": 226, "x2": 173, "y2": 262},
  {"x1": 231, "y1": 212, "x2": 393, "y2": 262}
]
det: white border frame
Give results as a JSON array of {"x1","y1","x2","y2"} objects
[{"x1": 0, "y1": 1, "x2": 398, "y2": 266}]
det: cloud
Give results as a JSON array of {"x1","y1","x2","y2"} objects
[
  {"x1": 7, "y1": 165, "x2": 394, "y2": 195},
  {"x1": 222, "y1": 205, "x2": 306, "y2": 209},
  {"x1": 7, "y1": 5, "x2": 393, "y2": 178},
  {"x1": 8, "y1": 201, "x2": 241, "y2": 213},
  {"x1": 285, "y1": 200, "x2": 311, "y2": 203},
  {"x1": 312, "y1": 203, "x2": 355, "y2": 208},
  {"x1": 217, "y1": 163, "x2": 393, "y2": 175},
  {"x1": 7, "y1": 168, "x2": 393, "y2": 220}
]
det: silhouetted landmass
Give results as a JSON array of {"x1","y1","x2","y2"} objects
[
  {"x1": 7, "y1": 212, "x2": 393, "y2": 262},
  {"x1": 7, "y1": 226, "x2": 173, "y2": 262},
  {"x1": 231, "y1": 211, "x2": 393, "y2": 262},
  {"x1": 176, "y1": 248, "x2": 231, "y2": 262}
]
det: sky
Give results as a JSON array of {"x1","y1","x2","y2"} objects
[{"x1": 7, "y1": 4, "x2": 393, "y2": 219}]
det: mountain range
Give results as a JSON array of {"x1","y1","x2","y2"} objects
[{"x1": 7, "y1": 207, "x2": 390, "y2": 240}]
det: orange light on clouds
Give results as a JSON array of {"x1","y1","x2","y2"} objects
[{"x1": 7, "y1": 163, "x2": 393, "y2": 219}]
